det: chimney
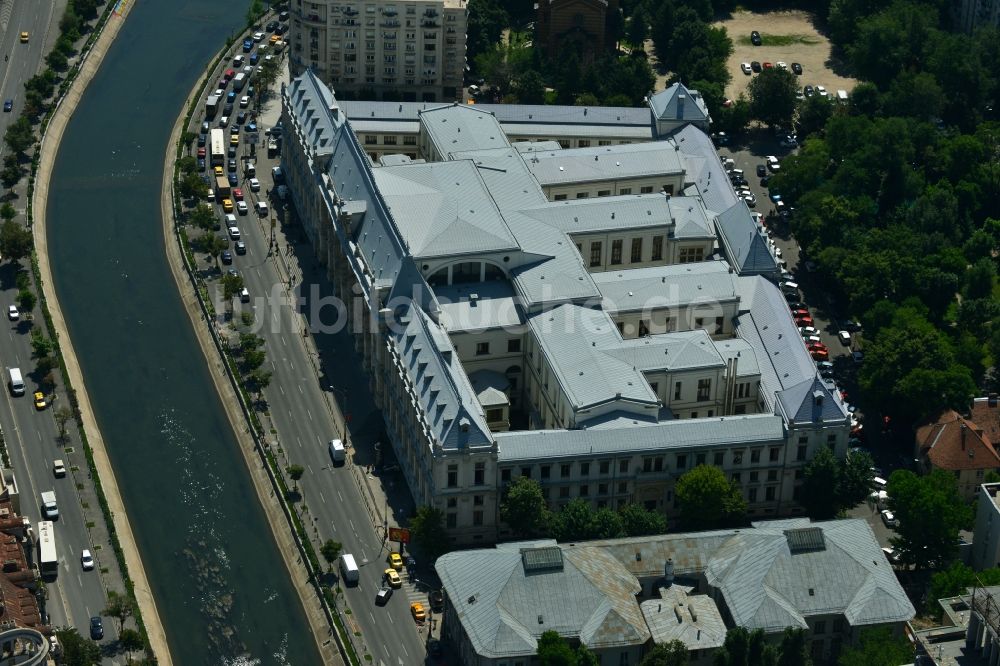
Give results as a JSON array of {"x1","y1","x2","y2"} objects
[
  {"x1": 664, "y1": 558, "x2": 674, "y2": 586},
  {"x1": 676, "y1": 94, "x2": 686, "y2": 120}
]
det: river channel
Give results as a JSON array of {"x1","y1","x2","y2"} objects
[{"x1": 45, "y1": 1, "x2": 321, "y2": 663}]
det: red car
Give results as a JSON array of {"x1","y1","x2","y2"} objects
[
  {"x1": 795, "y1": 316, "x2": 814, "y2": 327},
  {"x1": 197, "y1": 147, "x2": 206, "y2": 158},
  {"x1": 811, "y1": 348, "x2": 830, "y2": 360},
  {"x1": 232, "y1": 187, "x2": 244, "y2": 201},
  {"x1": 791, "y1": 308, "x2": 810, "y2": 318},
  {"x1": 808, "y1": 341, "x2": 827, "y2": 352},
  {"x1": 224, "y1": 68, "x2": 235, "y2": 81},
  {"x1": 763, "y1": 62, "x2": 773, "y2": 69}
]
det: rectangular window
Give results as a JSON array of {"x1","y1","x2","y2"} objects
[
  {"x1": 714, "y1": 452, "x2": 724, "y2": 466},
  {"x1": 674, "y1": 382, "x2": 682, "y2": 400},
  {"x1": 733, "y1": 451, "x2": 744, "y2": 465},
  {"x1": 768, "y1": 470, "x2": 778, "y2": 482},
  {"x1": 541, "y1": 465, "x2": 551, "y2": 479},
  {"x1": 770, "y1": 447, "x2": 781, "y2": 462},
  {"x1": 365, "y1": 135, "x2": 378, "y2": 145},
  {"x1": 404, "y1": 135, "x2": 417, "y2": 145},
  {"x1": 735, "y1": 404, "x2": 747, "y2": 414},
  {"x1": 501, "y1": 468, "x2": 511, "y2": 483},
  {"x1": 580, "y1": 484, "x2": 589, "y2": 497},
  {"x1": 619, "y1": 187, "x2": 632, "y2": 195},
  {"x1": 486, "y1": 408, "x2": 503, "y2": 422},
  {"x1": 447, "y1": 497, "x2": 458, "y2": 508},
  {"x1": 473, "y1": 510, "x2": 483, "y2": 526},
  {"x1": 797, "y1": 445, "x2": 807, "y2": 462},
  {"x1": 507, "y1": 339, "x2": 521, "y2": 353},
  {"x1": 651, "y1": 235, "x2": 663, "y2": 261},
  {"x1": 590, "y1": 242, "x2": 602, "y2": 267},
  {"x1": 697, "y1": 379, "x2": 711, "y2": 401},
  {"x1": 679, "y1": 247, "x2": 705, "y2": 263},
  {"x1": 643, "y1": 457, "x2": 653, "y2": 473},
  {"x1": 597, "y1": 189, "x2": 611, "y2": 197},
  {"x1": 631, "y1": 238, "x2": 643, "y2": 263},
  {"x1": 578, "y1": 140, "x2": 591, "y2": 148},
  {"x1": 598, "y1": 483, "x2": 608, "y2": 495},
  {"x1": 476, "y1": 342, "x2": 490, "y2": 356},
  {"x1": 654, "y1": 457, "x2": 663, "y2": 472},
  {"x1": 554, "y1": 193, "x2": 567, "y2": 201},
  {"x1": 749, "y1": 487, "x2": 758, "y2": 502},
  {"x1": 751, "y1": 449, "x2": 761, "y2": 463},
  {"x1": 650, "y1": 382, "x2": 659, "y2": 395},
  {"x1": 383, "y1": 134, "x2": 397, "y2": 144},
  {"x1": 447, "y1": 464, "x2": 458, "y2": 488},
  {"x1": 474, "y1": 494, "x2": 484, "y2": 506},
  {"x1": 561, "y1": 464, "x2": 571, "y2": 478},
  {"x1": 618, "y1": 482, "x2": 628, "y2": 494},
  {"x1": 447, "y1": 512, "x2": 457, "y2": 528},
  {"x1": 611, "y1": 240, "x2": 623, "y2": 265},
  {"x1": 521, "y1": 466, "x2": 532, "y2": 478},
  {"x1": 474, "y1": 462, "x2": 485, "y2": 485},
  {"x1": 750, "y1": 471, "x2": 759, "y2": 482},
  {"x1": 696, "y1": 453, "x2": 705, "y2": 466},
  {"x1": 581, "y1": 462, "x2": 590, "y2": 476},
  {"x1": 559, "y1": 486, "x2": 570, "y2": 499},
  {"x1": 600, "y1": 461, "x2": 610, "y2": 474},
  {"x1": 640, "y1": 185, "x2": 654, "y2": 193},
  {"x1": 619, "y1": 459, "x2": 630, "y2": 473},
  {"x1": 576, "y1": 192, "x2": 589, "y2": 199},
  {"x1": 766, "y1": 486, "x2": 776, "y2": 501},
  {"x1": 731, "y1": 472, "x2": 741, "y2": 483}
]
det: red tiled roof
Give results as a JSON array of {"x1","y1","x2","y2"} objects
[
  {"x1": 0, "y1": 494, "x2": 45, "y2": 630},
  {"x1": 916, "y1": 410, "x2": 1000, "y2": 471},
  {"x1": 972, "y1": 397, "x2": 1000, "y2": 446}
]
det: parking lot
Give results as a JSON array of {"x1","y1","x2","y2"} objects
[{"x1": 715, "y1": 9, "x2": 857, "y2": 101}]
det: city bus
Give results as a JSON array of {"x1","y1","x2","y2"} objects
[
  {"x1": 37, "y1": 520, "x2": 57, "y2": 578},
  {"x1": 210, "y1": 128, "x2": 226, "y2": 166}
]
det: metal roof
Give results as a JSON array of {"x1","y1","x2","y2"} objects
[
  {"x1": 341, "y1": 100, "x2": 651, "y2": 127},
  {"x1": 648, "y1": 83, "x2": 711, "y2": 124},
  {"x1": 603, "y1": 330, "x2": 726, "y2": 374},
  {"x1": 715, "y1": 202, "x2": 779, "y2": 277},
  {"x1": 433, "y1": 281, "x2": 525, "y2": 332},
  {"x1": 373, "y1": 160, "x2": 519, "y2": 258},
  {"x1": 522, "y1": 141, "x2": 684, "y2": 186},
  {"x1": 495, "y1": 413, "x2": 786, "y2": 462},
  {"x1": 592, "y1": 260, "x2": 737, "y2": 313},
  {"x1": 419, "y1": 103, "x2": 510, "y2": 156}
]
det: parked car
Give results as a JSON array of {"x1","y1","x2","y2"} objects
[
  {"x1": 81, "y1": 550, "x2": 94, "y2": 571},
  {"x1": 3, "y1": 100, "x2": 12, "y2": 113},
  {"x1": 741, "y1": 62, "x2": 752, "y2": 75},
  {"x1": 751, "y1": 61, "x2": 761, "y2": 72},
  {"x1": 804, "y1": 85, "x2": 814, "y2": 97},
  {"x1": 791, "y1": 62, "x2": 803, "y2": 75},
  {"x1": 90, "y1": 617, "x2": 103, "y2": 641},
  {"x1": 766, "y1": 155, "x2": 781, "y2": 171},
  {"x1": 756, "y1": 164, "x2": 767, "y2": 177},
  {"x1": 881, "y1": 510, "x2": 899, "y2": 528},
  {"x1": 750, "y1": 30, "x2": 762, "y2": 45},
  {"x1": 838, "y1": 330, "x2": 852, "y2": 346}
]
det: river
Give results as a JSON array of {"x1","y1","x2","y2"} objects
[{"x1": 44, "y1": 1, "x2": 322, "y2": 663}]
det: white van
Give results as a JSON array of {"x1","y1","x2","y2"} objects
[
  {"x1": 256, "y1": 201, "x2": 269, "y2": 217},
  {"x1": 340, "y1": 553, "x2": 359, "y2": 584},
  {"x1": 245, "y1": 162, "x2": 256, "y2": 177},
  {"x1": 328, "y1": 439, "x2": 346, "y2": 464},
  {"x1": 872, "y1": 476, "x2": 887, "y2": 490},
  {"x1": 8, "y1": 368, "x2": 24, "y2": 396}
]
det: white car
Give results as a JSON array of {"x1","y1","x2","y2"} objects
[
  {"x1": 776, "y1": 61, "x2": 788, "y2": 70},
  {"x1": 774, "y1": 247, "x2": 782, "y2": 258},
  {"x1": 81, "y1": 549, "x2": 94, "y2": 571},
  {"x1": 239, "y1": 287, "x2": 251, "y2": 303},
  {"x1": 253, "y1": 31, "x2": 265, "y2": 42},
  {"x1": 237, "y1": 200, "x2": 248, "y2": 215},
  {"x1": 228, "y1": 225, "x2": 241, "y2": 240},
  {"x1": 225, "y1": 213, "x2": 237, "y2": 226},
  {"x1": 881, "y1": 510, "x2": 898, "y2": 528},
  {"x1": 248, "y1": 177, "x2": 261, "y2": 192},
  {"x1": 218, "y1": 115, "x2": 229, "y2": 127},
  {"x1": 240, "y1": 95, "x2": 250, "y2": 109},
  {"x1": 766, "y1": 155, "x2": 781, "y2": 171},
  {"x1": 7, "y1": 305, "x2": 18, "y2": 320},
  {"x1": 799, "y1": 326, "x2": 818, "y2": 337},
  {"x1": 740, "y1": 62, "x2": 752, "y2": 75},
  {"x1": 206, "y1": 188, "x2": 215, "y2": 202},
  {"x1": 838, "y1": 330, "x2": 852, "y2": 346},
  {"x1": 816, "y1": 85, "x2": 828, "y2": 97}
]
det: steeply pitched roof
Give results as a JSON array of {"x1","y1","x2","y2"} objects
[
  {"x1": 648, "y1": 83, "x2": 710, "y2": 125},
  {"x1": 373, "y1": 160, "x2": 519, "y2": 258},
  {"x1": 715, "y1": 202, "x2": 779, "y2": 276},
  {"x1": 917, "y1": 410, "x2": 1000, "y2": 471}
]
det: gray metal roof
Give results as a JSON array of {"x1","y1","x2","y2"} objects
[
  {"x1": 419, "y1": 104, "x2": 511, "y2": 156},
  {"x1": 671, "y1": 124, "x2": 739, "y2": 215},
  {"x1": 373, "y1": 160, "x2": 519, "y2": 258},
  {"x1": 433, "y1": 281, "x2": 525, "y2": 332},
  {"x1": 603, "y1": 330, "x2": 726, "y2": 374},
  {"x1": 518, "y1": 193, "x2": 681, "y2": 235},
  {"x1": 592, "y1": 260, "x2": 737, "y2": 314},
  {"x1": 435, "y1": 545, "x2": 648, "y2": 659},
  {"x1": 706, "y1": 519, "x2": 916, "y2": 632},
  {"x1": 716, "y1": 202, "x2": 779, "y2": 277},
  {"x1": 450, "y1": 148, "x2": 549, "y2": 211},
  {"x1": 495, "y1": 413, "x2": 786, "y2": 462},
  {"x1": 527, "y1": 304, "x2": 658, "y2": 411},
  {"x1": 512, "y1": 140, "x2": 563, "y2": 153},
  {"x1": 341, "y1": 100, "x2": 651, "y2": 127},
  {"x1": 503, "y1": 122, "x2": 653, "y2": 140},
  {"x1": 716, "y1": 338, "x2": 761, "y2": 378},
  {"x1": 648, "y1": 83, "x2": 710, "y2": 124},
  {"x1": 522, "y1": 141, "x2": 684, "y2": 186},
  {"x1": 391, "y1": 306, "x2": 494, "y2": 452},
  {"x1": 641, "y1": 585, "x2": 727, "y2": 651}
]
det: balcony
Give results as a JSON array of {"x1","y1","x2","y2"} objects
[{"x1": 422, "y1": 20, "x2": 440, "y2": 28}]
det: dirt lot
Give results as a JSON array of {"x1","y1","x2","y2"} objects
[{"x1": 716, "y1": 9, "x2": 857, "y2": 101}]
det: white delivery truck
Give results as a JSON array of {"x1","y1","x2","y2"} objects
[
  {"x1": 340, "y1": 553, "x2": 359, "y2": 584},
  {"x1": 7, "y1": 367, "x2": 24, "y2": 396},
  {"x1": 233, "y1": 72, "x2": 247, "y2": 92},
  {"x1": 328, "y1": 439, "x2": 346, "y2": 465},
  {"x1": 40, "y1": 491, "x2": 58, "y2": 520},
  {"x1": 837, "y1": 89, "x2": 849, "y2": 103}
]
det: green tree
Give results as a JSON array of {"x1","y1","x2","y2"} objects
[
  {"x1": 181, "y1": 171, "x2": 207, "y2": 200},
  {"x1": 0, "y1": 220, "x2": 33, "y2": 263},
  {"x1": 513, "y1": 69, "x2": 546, "y2": 105},
  {"x1": 55, "y1": 627, "x2": 102, "y2": 666},
  {"x1": 887, "y1": 469, "x2": 972, "y2": 569},
  {"x1": 177, "y1": 155, "x2": 197, "y2": 175},
  {"x1": 201, "y1": 232, "x2": 227, "y2": 267},
  {"x1": 626, "y1": 10, "x2": 648, "y2": 49},
  {"x1": 466, "y1": 0, "x2": 509, "y2": 67},
  {"x1": 837, "y1": 627, "x2": 913, "y2": 666},
  {"x1": 190, "y1": 203, "x2": 217, "y2": 231},
  {"x1": 246, "y1": 0, "x2": 264, "y2": 24},
  {"x1": 409, "y1": 505, "x2": 451, "y2": 559},
  {"x1": 320, "y1": 539, "x2": 343, "y2": 571},
  {"x1": 713, "y1": 626, "x2": 776, "y2": 666},
  {"x1": 16, "y1": 288, "x2": 35, "y2": 314},
  {"x1": 536, "y1": 630, "x2": 576, "y2": 666},
  {"x1": 576, "y1": 645, "x2": 601, "y2": 666},
  {"x1": 222, "y1": 272, "x2": 244, "y2": 302},
  {"x1": 747, "y1": 67, "x2": 797, "y2": 128},
  {"x1": 802, "y1": 446, "x2": 840, "y2": 519},
  {"x1": 55, "y1": 405, "x2": 74, "y2": 442},
  {"x1": 286, "y1": 464, "x2": 305, "y2": 490},
  {"x1": 0, "y1": 202, "x2": 16, "y2": 222},
  {"x1": 500, "y1": 476, "x2": 549, "y2": 537},
  {"x1": 551, "y1": 498, "x2": 597, "y2": 541},
  {"x1": 929, "y1": 562, "x2": 1000, "y2": 614},
  {"x1": 30, "y1": 329, "x2": 54, "y2": 359},
  {"x1": 247, "y1": 367, "x2": 272, "y2": 395},
  {"x1": 239, "y1": 332, "x2": 265, "y2": 354},
  {"x1": 243, "y1": 348, "x2": 266, "y2": 372},
  {"x1": 837, "y1": 450, "x2": 875, "y2": 510},
  {"x1": 45, "y1": 49, "x2": 68, "y2": 72},
  {"x1": 619, "y1": 503, "x2": 667, "y2": 536},
  {"x1": 675, "y1": 465, "x2": 747, "y2": 530},
  {"x1": 641, "y1": 639, "x2": 689, "y2": 666},
  {"x1": 796, "y1": 94, "x2": 833, "y2": 139},
  {"x1": 103, "y1": 589, "x2": 136, "y2": 634},
  {"x1": 776, "y1": 628, "x2": 811, "y2": 666},
  {"x1": 4, "y1": 116, "x2": 35, "y2": 155},
  {"x1": 118, "y1": 627, "x2": 145, "y2": 664}
]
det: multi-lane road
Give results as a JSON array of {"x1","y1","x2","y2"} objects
[
  {"x1": 194, "y1": 49, "x2": 430, "y2": 662},
  {"x1": 0, "y1": 0, "x2": 66, "y2": 138}
]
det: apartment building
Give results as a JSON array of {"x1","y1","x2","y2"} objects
[
  {"x1": 288, "y1": 0, "x2": 467, "y2": 103},
  {"x1": 436, "y1": 519, "x2": 915, "y2": 665},
  {"x1": 280, "y1": 70, "x2": 847, "y2": 544}
]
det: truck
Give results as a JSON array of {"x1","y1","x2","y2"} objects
[
  {"x1": 215, "y1": 175, "x2": 231, "y2": 198},
  {"x1": 340, "y1": 553, "x2": 360, "y2": 584},
  {"x1": 206, "y1": 93, "x2": 220, "y2": 118},
  {"x1": 233, "y1": 72, "x2": 247, "y2": 92},
  {"x1": 7, "y1": 367, "x2": 23, "y2": 396},
  {"x1": 40, "y1": 491, "x2": 58, "y2": 520},
  {"x1": 210, "y1": 128, "x2": 226, "y2": 166},
  {"x1": 37, "y1": 521, "x2": 57, "y2": 577},
  {"x1": 837, "y1": 89, "x2": 849, "y2": 104},
  {"x1": 328, "y1": 439, "x2": 345, "y2": 465}
]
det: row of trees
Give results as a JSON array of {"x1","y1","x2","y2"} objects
[{"x1": 800, "y1": 448, "x2": 875, "y2": 519}]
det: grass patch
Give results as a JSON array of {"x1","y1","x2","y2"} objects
[{"x1": 737, "y1": 34, "x2": 821, "y2": 46}]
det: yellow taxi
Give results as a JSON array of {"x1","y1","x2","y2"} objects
[
  {"x1": 33, "y1": 392, "x2": 47, "y2": 410},
  {"x1": 384, "y1": 568, "x2": 401, "y2": 588},
  {"x1": 214, "y1": 165, "x2": 224, "y2": 177},
  {"x1": 410, "y1": 602, "x2": 426, "y2": 622},
  {"x1": 229, "y1": 133, "x2": 239, "y2": 146},
  {"x1": 270, "y1": 34, "x2": 280, "y2": 45},
  {"x1": 19, "y1": 32, "x2": 28, "y2": 44},
  {"x1": 388, "y1": 552, "x2": 403, "y2": 571},
  {"x1": 222, "y1": 198, "x2": 233, "y2": 213}
]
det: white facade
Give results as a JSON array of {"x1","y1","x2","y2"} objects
[
  {"x1": 288, "y1": 0, "x2": 467, "y2": 102},
  {"x1": 974, "y1": 483, "x2": 1000, "y2": 569}
]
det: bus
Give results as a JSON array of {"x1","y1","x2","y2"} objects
[
  {"x1": 210, "y1": 128, "x2": 226, "y2": 166},
  {"x1": 37, "y1": 520, "x2": 57, "y2": 577}
]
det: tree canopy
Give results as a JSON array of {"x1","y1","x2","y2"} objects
[
  {"x1": 837, "y1": 627, "x2": 913, "y2": 666},
  {"x1": 675, "y1": 465, "x2": 747, "y2": 530},
  {"x1": 887, "y1": 469, "x2": 972, "y2": 569},
  {"x1": 801, "y1": 447, "x2": 874, "y2": 519}
]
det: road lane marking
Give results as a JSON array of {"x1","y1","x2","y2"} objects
[
  {"x1": 306, "y1": 408, "x2": 313, "y2": 422},
  {"x1": 338, "y1": 490, "x2": 343, "y2": 502},
  {"x1": 318, "y1": 491, "x2": 325, "y2": 503}
]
